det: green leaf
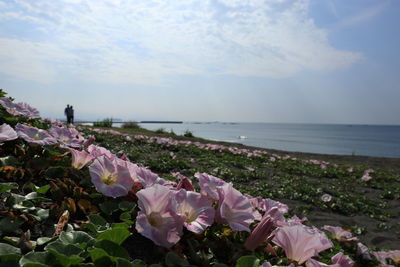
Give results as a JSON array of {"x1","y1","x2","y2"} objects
[
  {"x1": 0, "y1": 243, "x2": 21, "y2": 262},
  {"x1": 87, "y1": 214, "x2": 108, "y2": 228},
  {"x1": 118, "y1": 201, "x2": 136, "y2": 212},
  {"x1": 32, "y1": 209, "x2": 49, "y2": 222},
  {"x1": 0, "y1": 217, "x2": 25, "y2": 233},
  {"x1": 24, "y1": 192, "x2": 50, "y2": 202},
  {"x1": 96, "y1": 228, "x2": 131, "y2": 245},
  {"x1": 111, "y1": 223, "x2": 130, "y2": 229},
  {"x1": 44, "y1": 240, "x2": 84, "y2": 267},
  {"x1": 0, "y1": 182, "x2": 18, "y2": 193},
  {"x1": 19, "y1": 251, "x2": 52, "y2": 267},
  {"x1": 99, "y1": 200, "x2": 119, "y2": 215},
  {"x1": 59, "y1": 231, "x2": 95, "y2": 246},
  {"x1": 88, "y1": 248, "x2": 113, "y2": 266},
  {"x1": 235, "y1": 255, "x2": 260, "y2": 267},
  {"x1": 94, "y1": 240, "x2": 129, "y2": 259},
  {"x1": 45, "y1": 240, "x2": 83, "y2": 256},
  {"x1": 119, "y1": 212, "x2": 133, "y2": 223},
  {"x1": 165, "y1": 252, "x2": 190, "y2": 267},
  {"x1": 35, "y1": 185, "x2": 51, "y2": 194}
]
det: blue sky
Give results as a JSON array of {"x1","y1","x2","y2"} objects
[{"x1": 0, "y1": 0, "x2": 399, "y2": 124}]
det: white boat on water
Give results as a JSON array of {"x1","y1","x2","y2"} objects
[{"x1": 238, "y1": 135, "x2": 248, "y2": 139}]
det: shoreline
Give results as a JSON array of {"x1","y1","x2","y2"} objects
[{"x1": 95, "y1": 125, "x2": 400, "y2": 171}]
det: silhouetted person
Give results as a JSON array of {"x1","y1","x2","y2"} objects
[
  {"x1": 64, "y1": 105, "x2": 71, "y2": 124},
  {"x1": 70, "y1": 106, "x2": 74, "y2": 124}
]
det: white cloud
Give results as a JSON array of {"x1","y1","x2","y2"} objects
[
  {"x1": 332, "y1": 1, "x2": 389, "y2": 30},
  {"x1": 0, "y1": 0, "x2": 361, "y2": 85}
]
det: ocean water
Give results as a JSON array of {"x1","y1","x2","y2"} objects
[{"x1": 112, "y1": 122, "x2": 400, "y2": 158}]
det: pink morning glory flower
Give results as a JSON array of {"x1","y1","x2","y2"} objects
[
  {"x1": 15, "y1": 123, "x2": 57, "y2": 146},
  {"x1": 89, "y1": 156, "x2": 134, "y2": 198},
  {"x1": 244, "y1": 207, "x2": 280, "y2": 250},
  {"x1": 306, "y1": 252, "x2": 354, "y2": 267},
  {"x1": 87, "y1": 144, "x2": 115, "y2": 160},
  {"x1": 261, "y1": 198, "x2": 289, "y2": 220},
  {"x1": 216, "y1": 183, "x2": 254, "y2": 232},
  {"x1": 0, "y1": 98, "x2": 40, "y2": 118},
  {"x1": 322, "y1": 225, "x2": 358, "y2": 242},
  {"x1": 83, "y1": 135, "x2": 95, "y2": 149},
  {"x1": 272, "y1": 224, "x2": 333, "y2": 264},
  {"x1": 69, "y1": 148, "x2": 94, "y2": 170},
  {"x1": 18, "y1": 102, "x2": 40, "y2": 118},
  {"x1": 136, "y1": 166, "x2": 167, "y2": 188},
  {"x1": 0, "y1": 123, "x2": 18, "y2": 142},
  {"x1": 175, "y1": 189, "x2": 215, "y2": 234},
  {"x1": 135, "y1": 184, "x2": 184, "y2": 248},
  {"x1": 49, "y1": 125, "x2": 84, "y2": 148},
  {"x1": 372, "y1": 250, "x2": 400, "y2": 266},
  {"x1": 195, "y1": 172, "x2": 227, "y2": 200}
]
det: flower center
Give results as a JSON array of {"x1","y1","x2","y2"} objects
[
  {"x1": 102, "y1": 173, "x2": 117, "y2": 185},
  {"x1": 184, "y1": 211, "x2": 196, "y2": 223},
  {"x1": 148, "y1": 212, "x2": 163, "y2": 228}
]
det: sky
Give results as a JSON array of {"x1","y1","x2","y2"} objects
[{"x1": 0, "y1": 0, "x2": 399, "y2": 124}]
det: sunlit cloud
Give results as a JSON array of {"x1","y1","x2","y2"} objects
[{"x1": 0, "y1": 0, "x2": 361, "y2": 86}]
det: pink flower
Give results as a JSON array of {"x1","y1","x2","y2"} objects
[
  {"x1": 195, "y1": 172, "x2": 227, "y2": 200},
  {"x1": 18, "y1": 102, "x2": 40, "y2": 118},
  {"x1": 216, "y1": 183, "x2": 254, "y2": 232},
  {"x1": 272, "y1": 225, "x2": 333, "y2": 264},
  {"x1": 87, "y1": 144, "x2": 115, "y2": 159},
  {"x1": 322, "y1": 225, "x2": 358, "y2": 242},
  {"x1": 276, "y1": 215, "x2": 308, "y2": 227},
  {"x1": 372, "y1": 250, "x2": 400, "y2": 266},
  {"x1": 175, "y1": 189, "x2": 215, "y2": 233},
  {"x1": 0, "y1": 97, "x2": 20, "y2": 116},
  {"x1": 69, "y1": 148, "x2": 94, "y2": 170},
  {"x1": 361, "y1": 173, "x2": 372, "y2": 182},
  {"x1": 0, "y1": 123, "x2": 17, "y2": 142},
  {"x1": 244, "y1": 207, "x2": 279, "y2": 250},
  {"x1": 119, "y1": 159, "x2": 140, "y2": 183},
  {"x1": 306, "y1": 252, "x2": 354, "y2": 267},
  {"x1": 261, "y1": 198, "x2": 289, "y2": 219},
  {"x1": 136, "y1": 167, "x2": 166, "y2": 188},
  {"x1": 135, "y1": 184, "x2": 184, "y2": 248},
  {"x1": 0, "y1": 98, "x2": 40, "y2": 118},
  {"x1": 15, "y1": 123, "x2": 57, "y2": 146},
  {"x1": 361, "y1": 169, "x2": 374, "y2": 182},
  {"x1": 331, "y1": 252, "x2": 355, "y2": 267},
  {"x1": 83, "y1": 135, "x2": 95, "y2": 149},
  {"x1": 49, "y1": 125, "x2": 84, "y2": 148},
  {"x1": 89, "y1": 156, "x2": 134, "y2": 197},
  {"x1": 244, "y1": 195, "x2": 263, "y2": 221}
]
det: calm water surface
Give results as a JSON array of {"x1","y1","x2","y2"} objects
[{"x1": 111, "y1": 122, "x2": 400, "y2": 158}]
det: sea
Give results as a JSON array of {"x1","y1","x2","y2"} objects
[{"x1": 110, "y1": 122, "x2": 400, "y2": 158}]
